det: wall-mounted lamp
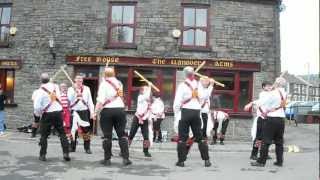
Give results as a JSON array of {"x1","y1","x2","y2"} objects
[
  {"x1": 49, "y1": 38, "x2": 56, "y2": 59},
  {"x1": 172, "y1": 29, "x2": 181, "y2": 39},
  {"x1": 172, "y1": 29, "x2": 181, "y2": 53},
  {"x1": 9, "y1": 25, "x2": 17, "y2": 36}
]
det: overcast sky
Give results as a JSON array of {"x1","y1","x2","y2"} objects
[{"x1": 280, "y1": 0, "x2": 319, "y2": 75}]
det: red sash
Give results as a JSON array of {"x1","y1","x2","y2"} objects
[
  {"x1": 70, "y1": 86, "x2": 89, "y2": 109},
  {"x1": 102, "y1": 78, "x2": 124, "y2": 106}
]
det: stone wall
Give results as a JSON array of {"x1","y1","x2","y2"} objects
[{"x1": 0, "y1": 0, "x2": 280, "y2": 133}]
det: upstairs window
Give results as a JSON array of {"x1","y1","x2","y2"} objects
[
  {"x1": 0, "y1": 5, "x2": 11, "y2": 46},
  {"x1": 182, "y1": 6, "x2": 209, "y2": 50},
  {"x1": 107, "y1": 3, "x2": 136, "y2": 48}
]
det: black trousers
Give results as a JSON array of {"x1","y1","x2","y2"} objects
[
  {"x1": 129, "y1": 116, "x2": 149, "y2": 141},
  {"x1": 177, "y1": 109, "x2": 209, "y2": 162},
  {"x1": 258, "y1": 117, "x2": 285, "y2": 165},
  {"x1": 71, "y1": 110, "x2": 91, "y2": 151},
  {"x1": 31, "y1": 114, "x2": 41, "y2": 136},
  {"x1": 100, "y1": 108, "x2": 129, "y2": 160},
  {"x1": 251, "y1": 117, "x2": 265, "y2": 157},
  {"x1": 201, "y1": 113, "x2": 208, "y2": 138},
  {"x1": 39, "y1": 111, "x2": 69, "y2": 156},
  {"x1": 153, "y1": 118, "x2": 163, "y2": 141},
  {"x1": 212, "y1": 119, "x2": 229, "y2": 142}
]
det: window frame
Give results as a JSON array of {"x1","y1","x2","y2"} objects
[
  {"x1": 0, "y1": 69, "x2": 15, "y2": 105},
  {"x1": 107, "y1": 2, "x2": 137, "y2": 49},
  {"x1": 0, "y1": 3, "x2": 12, "y2": 47},
  {"x1": 180, "y1": 4, "x2": 211, "y2": 51},
  {"x1": 205, "y1": 70, "x2": 253, "y2": 115}
]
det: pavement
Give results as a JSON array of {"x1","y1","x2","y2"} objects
[{"x1": 0, "y1": 123, "x2": 318, "y2": 180}]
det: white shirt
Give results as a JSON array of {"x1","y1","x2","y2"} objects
[
  {"x1": 32, "y1": 88, "x2": 41, "y2": 102},
  {"x1": 68, "y1": 85, "x2": 94, "y2": 116},
  {"x1": 173, "y1": 78, "x2": 201, "y2": 112},
  {"x1": 34, "y1": 82, "x2": 62, "y2": 115},
  {"x1": 96, "y1": 77, "x2": 124, "y2": 108},
  {"x1": 212, "y1": 110, "x2": 228, "y2": 134},
  {"x1": 199, "y1": 84, "x2": 213, "y2": 113},
  {"x1": 135, "y1": 86, "x2": 152, "y2": 120},
  {"x1": 256, "y1": 91, "x2": 268, "y2": 118},
  {"x1": 255, "y1": 88, "x2": 287, "y2": 118},
  {"x1": 150, "y1": 97, "x2": 165, "y2": 119}
]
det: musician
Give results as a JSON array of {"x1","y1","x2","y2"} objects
[
  {"x1": 67, "y1": 75, "x2": 94, "y2": 154},
  {"x1": 173, "y1": 66, "x2": 211, "y2": 167},
  {"x1": 33, "y1": 73, "x2": 70, "y2": 161},
  {"x1": 60, "y1": 83, "x2": 72, "y2": 144}
]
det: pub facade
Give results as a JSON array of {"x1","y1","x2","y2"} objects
[{"x1": 0, "y1": 0, "x2": 282, "y2": 136}]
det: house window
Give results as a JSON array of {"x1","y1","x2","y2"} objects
[
  {"x1": 0, "y1": 69, "x2": 15, "y2": 104},
  {"x1": 0, "y1": 4, "x2": 11, "y2": 46},
  {"x1": 107, "y1": 3, "x2": 136, "y2": 48},
  {"x1": 181, "y1": 6, "x2": 209, "y2": 49}
]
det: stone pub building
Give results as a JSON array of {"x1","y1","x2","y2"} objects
[{"x1": 0, "y1": 0, "x2": 282, "y2": 136}]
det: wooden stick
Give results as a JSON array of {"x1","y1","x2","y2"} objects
[
  {"x1": 195, "y1": 72, "x2": 225, "y2": 87},
  {"x1": 195, "y1": 61, "x2": 206, "y2": 73},
  {"x1": 50, "y1": 66, "x2": 64, "y2": 82},
  {"x1": 134, "y1": 70, "x2": 160, "y2": 92},
  {"x1": 60, "y1": 65, "x2": 74, "y2": 85}
]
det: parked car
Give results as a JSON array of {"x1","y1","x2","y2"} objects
[
  {"x1": 285, "y1": 101, "x2": 303, "y2": 120},
  {"x1": 311, "y1": 103, "x2": 319, "y2": 112}
]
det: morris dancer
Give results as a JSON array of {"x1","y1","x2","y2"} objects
[
  {"x1": 198, "y1": 77, "x2": 214, "y2": 140},
  {"x1": 150, "y1": 93, "x2": 165, "y2": 143},
  {"x1": 128, "y1": 83, "x2": 153, "y2": 157},
  {"x1": 173, "y1": 66, "x2": 211, "y2": 167},
  {"x1": 34, "y1": 73, "x2": 70, "y2": 161},
  {"x1": 68, "y1": 75, "x2": 94, "y2": 154},
  {"x1": 211, "y1": 110, "x2": 229, "y2": 145},
  {"x1": 248, "y1": 81, "x2": 272, "y2": 160},
  {"x1": 246, "y1": 77, "x2": 287, "y2": 167},
  {"x1": 95, "y1": 66, "x2": 132, "y2": 166}
]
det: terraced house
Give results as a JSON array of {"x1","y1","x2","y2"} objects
[{"x1": 0, "y1": 0, "x2": 283, "y2": 137}]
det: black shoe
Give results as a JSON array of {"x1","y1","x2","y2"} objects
[
  {"x1": 123, "y1": 159, "x2": 132, "y2": 166},
  {"x1": 210, "y1": 140, "x2": 217, "y2": 145},
  {"x1": 175, "y1": 161, "x2": 185, "y2": 167},
  {"x1": 267, "y1": 155, "x2": 272, "y2": 160},
  {"x1": 100, "y1": 159, "x2": 111, "y2": 166},
  {"x1": 220, "y1": 141, "x2": 224, "y2": 145},
  {"x1": 250, "y1": 161, "x2": 265, "y2": 167},
  {"x1": 144, "y1": 152, "x2": 152, "y2": 157},
  {"x1": 39, "y1": 155, "x2": 47, "y2": 161},
  {"x1": 204, "y1": 160, "x2": 212, "y2": 167},
  {"x1": 85, "y1": 149, "x2": 92, "y2": 154},
  {"x1": 63, "y1": 153, "x2": 71, "y2": 161},
  {"x1": 250, "y1": 155, "x2": 258, "y2": 160},
  {"x1": 273, "y1": 162, "x2": 282, "y2": 167}
]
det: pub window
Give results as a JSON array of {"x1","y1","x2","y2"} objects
[
  {"x1": 0, "y1": 69, "x2": 15, "y2": 104},
  {"x1": 210, "y1": 73, "x2": 235, "y2": 110},
  {"x1": 181, "y1": 6, "x2": 209, "y2": 49},
  {"x1": 115, "y1": 67, "x2": 175, "y2": 112},
  {"x1": 209, "y1": 71, "x2": 253, "y2": 114},
  {"x1": 0, "y1": 4, "x2": 11, "y2": 46},
  {"x1": 107, "y1": 3, "x2": 136, "y2": 48}
]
